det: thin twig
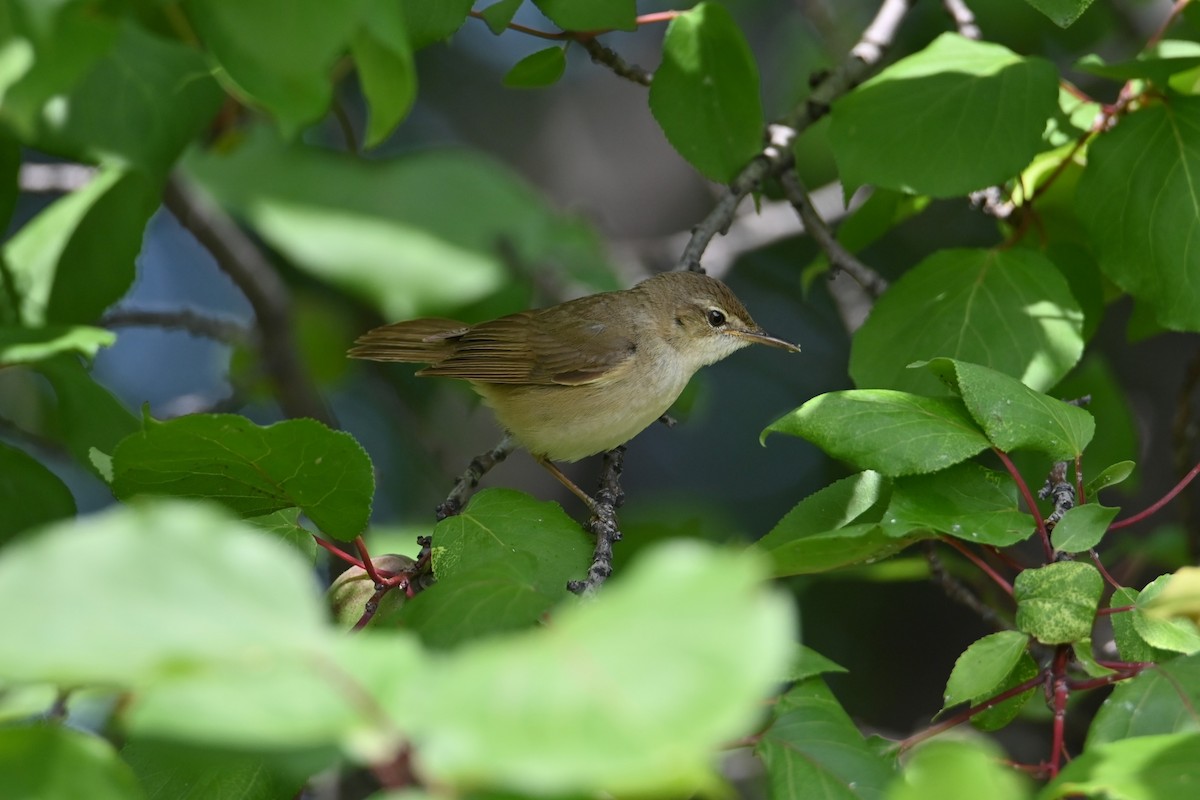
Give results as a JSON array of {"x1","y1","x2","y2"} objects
[
  {"x1": 578, "y1": 37, "x2": 652, "y2": 86},
  {"x1": 568, "y1": 445, "x2": 626, "y2": 596},
  {"x1": 162, "y1": 175, "x2": 334, "y2": 426},
  {"x1": 994, "y1": 448, "x2": 1052, "y2": 559},
  {"x1": 100, "y1": 308, "x2": 250, "y2": 344},
  {"x1": 897, "y1": 672, "x2": 1045, "y2": 752},
  {"x1": 941, "y1": 0, "x2": 981, "y2": 39},
  {"x1": 924, "y1": 542, "x2": 1012, "y2": 630},
  {"x1": 778, "y1": 168, "x2": 888, "y2": 297},
  {"x1": 436, "y1": 434, "x2": 515, "y2": 520},
  {"x1": 677, "y1": 0, "x2": 914, "y2": 271},
  {"x1": 1110, "y1": 460, "x2": 1200, "y2": 531},
  {"x1": 940, "y1": 536, "x2": 1014, "y2": 596}
]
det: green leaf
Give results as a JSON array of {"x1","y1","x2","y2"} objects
[
  {"x1": 502, "y1": 46, "x2": 567, "y2": 88},
  {"x1": 1024, "y1": 0, "x2": 1096, "y2": 28},
  {"x1": 757, "y1": 471, "x2": 920, "y2": 575},
  {"x1": 943, "y1": 630, "x2": 1031, "y2": 709},
  {"x1": 1077, "y1": 95, "x2": 1200, "y2": 332},
  {"x1": 784, "y1": 645, "x2": 848, "y2": 682},
  {"x1": 850, "y1": 248, "x2": 1085, "y2": 395},
  {"x1": 0, "y1": 725, "x2": 142, "y2": 800},
  {"x1": 1086, "y1": 461, "x2": 1136, "y2": 496},
  {"x1": 0, "y1": 7, "x2": 222, "y2": 176},
  {"x1": 1013, "y1": 561, "x2": 1103, "y2": 644},
  {"x1": 415, "y1": 541, "x2": 794, "y2": 796},
  {"x1": 0, "y1": 325, "x2": 114, "y2": 365},
  {"x1": 970, "y1": 651, "x2": 1040, "y2": 732},
  {"x1": 926, "y1": 358, "x2": 1095, "y2": 459},
  {"x1": 763, "y1": 391, "x2": 991, "y2": 476},
  {"x1": 1110, "y1": 587, "x2": 1175, "y2": 663},
  {"x1": 122, "y1": 738, "x2": 306, "y2": 800},
  {"x1": 1042, "y1": 732, "x2": 1200, "y2": 800},
  {"x1": 352, "y1": 0, "x2": 416, "y2": 148},
  {"x1": 1088, "y1": 652, "x2": 1200, "y2": 745},
  {"x1": 883, "y1": 463, "x2": 1033, "y2": 546},
  {"x1": 830, "y1": 34, "x2": 1058, "y2": 197},
  {"x1": 1072, "y1": 638, "x2": 1117, "y2": 678},
  {"x1": 1076, "y1": 40, "x2": 1200, "y2": 85},
  {"x1": 1051, "y1": 504, "x2": 1119, "y2": 553},
  {"x1": 1134, "y1": 574, "x2": 1200, "y2": 655},
  {"x1": 888, "y1": 738, "x2": 1030, "y2": 800},
  {"x1": 400, "y1": 0, "x2": 473, "y2": 48},
  {"x1": 649, "y1": 2, "x2": 764, "y2": 183},
  {"x1": 111, "y1": 414, "x2": 374, "y2": 539},
  {"x1": 0, "y1": 442, "x2": 75, "y2": 545},
  {"x1": 0, "y1": 501, "x2": 329, "y2": 686},
  {"x1": 244, "y1": 508, "x2": 318, "y2": 562},
  {"x1": 184, "y1": 128, "x2": 614, "y2": 320},
  {"x1": 399, "y1": 489, "x2": 591, "y2": 647},
  {"x1": 3, "y1": 166, "x2": 158, "y2": 326},
  {"x1": 187, "y1": 0, "x2": 360, "y2": 137},
  {"x1": 34, "y1": 356, "x2": 139, "y2": 478},
  {"x1": 757, "y1": 678, "x2": 896, "y2": 800},
  {"x1": 480, "y1": 0, "x2": 523, "y2": 34},
  {"x1": 532, "y1": 0, "x2": 636, "y2": 31}
]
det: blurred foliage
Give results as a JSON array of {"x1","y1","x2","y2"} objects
[{"x1": 3, "y1": 0, "x2": 1200, "y2": 798}]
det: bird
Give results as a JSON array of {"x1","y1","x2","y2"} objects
[{"x1": 349, "y1": 270, "x2": 799, "y2": 504}]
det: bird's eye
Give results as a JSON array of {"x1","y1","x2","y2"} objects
[{"x1": 706, "y1": 308, "x2": 726, "y2": 327}]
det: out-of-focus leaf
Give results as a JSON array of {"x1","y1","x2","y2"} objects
[
  {"x1": 112, "y1": 414, "x2": 374, "y2": 539},
  {"x1": 184, "y1": 129, "x2": 614, "y2": 320},
  {"x1": 888, "y1": 738, "x2": 1030, "y2": 800},
  {"x1": 0, "y1": 442, "x2": 75, "y2": 545},
  {"x1": 0, "y1": 326, "x2": 114, "y2": 365},
  {"x1": 0, "y1": 725, "x2": 142, "y2": 800},
  {"x1": 1042, "y1": 733, "x2": 1200, "y2": 799},
  {"x1": 187, "y1": 0, "x2": 359, "y2": 137},
  {"x1": 4, "y1": 166, "x2": 157, "y2": 326},
  {"x1": 352, "y1": 0, "x2": 416, "y2": 147},
  {"x1": 1088, "y1": 652, "x2": 1200, "y2": 745}
]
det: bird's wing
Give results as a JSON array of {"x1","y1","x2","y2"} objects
[
  {"x1": 347, "y1": 318, "x2": 471, "y2": 363},
  {"x1": 418, "y1": 306, "x2": 639, "y2": 386}
]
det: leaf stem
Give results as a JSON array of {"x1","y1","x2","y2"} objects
[
  {"x1": 994, "y1": 448, "x2": 1052, "y2": 559},
  {"x1": 939, "y1": 537, "x2": 1013, "y2": 596},
  {"x1": 1110, "y1": 460, "x2": 1200, "y2": 530}
]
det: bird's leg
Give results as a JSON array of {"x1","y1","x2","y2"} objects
[
  {"x1": 436, "y1": 434, "x2": 515, "y2": 520},
  {"x1": 535, "y1": 455, "x2": 600, "y2": 515}
]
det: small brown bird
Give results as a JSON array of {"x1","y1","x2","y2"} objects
[{"x1": 349, "y1": 270, "x2": 798, "y2": 499}]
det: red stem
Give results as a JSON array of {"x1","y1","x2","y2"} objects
[
  {"x1": 1110, "y1": 461, "x2": 1200, "y2": 530},
  {"x1": 993, "y1": 449, "x2": 1053, "y2": 559},
  {"x1": 1090, "y1": 551, "x2": 1124, "y2": 592},
  {"x1": 468, "y1": 8, "x2": 682, "y2": 41},
  {"x1": 1048, "y1": 646, "x2": 1071, "y2": 777},
  {"x1": 314, "y1": 535, "x2": 366, "y2": 570},
  {"x1": 1096, "y1": 604, "x2": 1136, "y2": 616},
  {"x1": 940, "y1": 537, "x2": 1014, "y2": 596},
  {"x1": 898, "y1": 672, "x2": 1045, "y2": 752}
]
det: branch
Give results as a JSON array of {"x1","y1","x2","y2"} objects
[
  {"x1": 941, "y1": 0, "x2": 981, "y2": 39},
  {"x1": 1110, "y1": 460, "x2": 1200, "y2": 531},
  {"x1": 568, "y1": 445, "x2": 626, "y2": 596},
  {"x1": 678, "y1": 0, "x2": 914, "y2": 271},
  {"x1": 1038, "y1": 460, "x2": 1075, "y2": 528},
  {"x1": 100, "y1": 308, "x2": 250, "y2": 345},
  {"x1": 924, "y1": 542, "x2": 1013, "y2": 630},
  {"x1": 162, "y1": 175, "x2": 334, "y2": 426},
  {"x1": 436, "y1": 434, "x2": 515, "y2": 520},
  {"x1": 779, "y1": 168, "x2": 888, "y2": 298},
  {"x1": 577, "y1": 37, "x2": 652, "y2": 86}
]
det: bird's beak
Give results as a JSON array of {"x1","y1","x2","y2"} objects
[{"x1": 730, "y1": 327, "x2": 801, "y2": 352}]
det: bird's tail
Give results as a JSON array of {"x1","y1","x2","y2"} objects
[{"x1": 347, "y1": 318, "x2": 469, "y2": 363}]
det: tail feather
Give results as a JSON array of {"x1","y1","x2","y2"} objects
[{"x1": 348, "y1": 318, "x2": 469, "y2": 364}]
